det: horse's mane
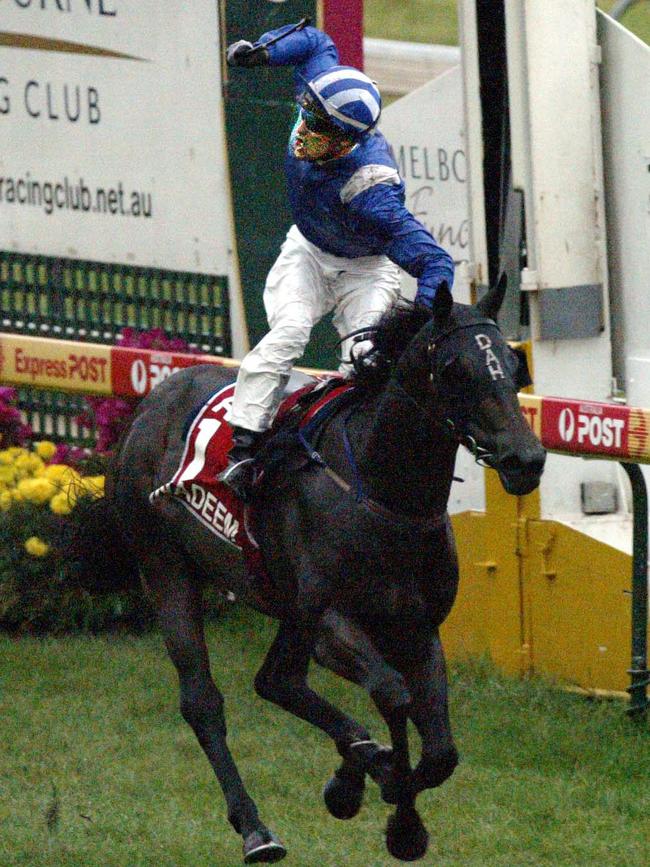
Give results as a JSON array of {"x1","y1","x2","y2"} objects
[{"x1": 351, "y1": 300, "x2": 433, "y2": 388}]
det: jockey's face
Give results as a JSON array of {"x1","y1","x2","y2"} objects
[{"x1": 291, "y1": 105, "x2": 355, "y2": 162}]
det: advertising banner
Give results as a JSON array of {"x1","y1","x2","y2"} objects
[
  {"x1": 1, "y1": 1, "x2": 234, "y2": 283},
  {"x1": 0, "y1": 332, "x2": 113, "y2": 394},
  {"x1": 3, "y1": 330, "x2": 650, "y2": 464},
  {"x1": 539, "y1": 396, "x2": 650, "y2": 462}
]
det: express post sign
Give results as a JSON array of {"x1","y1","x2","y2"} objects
[
  {"x1": 0, "y1": 332, "x2": 236, "y2": 399},
  {"x1": 519, "y1": 394, "x2": 650, "y2": 463},
  {"x1": 2, "y1": 332, "x2": 650, "y2": 464}
]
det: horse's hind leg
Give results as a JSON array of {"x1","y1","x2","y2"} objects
[
  {"x1": 253, "y1": 612, "x2": 375, "y2": 777},
  {"x1": 143, "y1": 552, "x2": 286, "y2": 865}
]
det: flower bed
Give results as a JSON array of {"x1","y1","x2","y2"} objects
[
  {"x1": 0, "y1": 435, "x2": 146, "y2": 633},
  {"x1": 0, "y1": 341, "x2": 228, "y2": 633},
  {"x1": 77, "y1": 327, "x2": 199, "y2": 452}
]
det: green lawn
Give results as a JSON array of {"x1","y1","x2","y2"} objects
[
  {"x1": 1, "y1": 606, "x2": 648, "y2": 867},
  {"x1": 364, "y1": 1, "x2": 459, "y2": 45},
  {"x1": 364, "y1": 0, "x2": 650, "y2": 45}
]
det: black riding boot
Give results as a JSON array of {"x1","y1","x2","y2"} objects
[{"x1": 218, "y1": 426, "x2": 261, "y2": 502}]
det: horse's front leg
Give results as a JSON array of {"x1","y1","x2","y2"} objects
[
  {"x1": 314, "y1": 608, "x2": 410, "y2": 820},
  {"x1": 380, "y1": 706, "x2": 430, "y2": 862},
  {"x1": 144, "y1": 557, "x2": 285, "y2": 865},
  {"x1": 254, "y1": 615, "x2": 372, "y2": 745},
  {"x1": 405, "y1": 630, "x2": 459, "y2": 796},
  {"x1": 253, "y1": 565, "x2": 370, "y2": 751}
]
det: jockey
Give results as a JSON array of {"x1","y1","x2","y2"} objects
[{"x1": 220, "y1": 23, "x2": 454, "y2": 497}]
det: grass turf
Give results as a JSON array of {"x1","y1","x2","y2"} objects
[
  {"x1": 1, "y1": 605, "x2": 648, "y2": 866},
  {"x1": 364, "y1": 0, "x2": 650, "y2": 45}
]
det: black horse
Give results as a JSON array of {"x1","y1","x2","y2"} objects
[{"x1": 78, "y1": 280, "x2": 545, "y2": 863}]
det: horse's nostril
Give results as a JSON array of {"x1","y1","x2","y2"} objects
[
  {"x1": 499, "y1": 451, "x2": 546, "y2": 476},
  {"x1": 499, "y1": 456, "x2": 522, "y2": 475},
  {"x1": 530, "y1": 454, "x2": 546, "y2": 475}
]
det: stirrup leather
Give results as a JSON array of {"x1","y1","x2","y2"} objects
[{"x1": 218, "y1": 456, "x2": 255, "y2": 485}]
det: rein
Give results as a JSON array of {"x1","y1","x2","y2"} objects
[
  {"x1": 321, "y1": 463, "x2": 448, "y2": 531},
  {"x1": 296, "y1": 392, "x2": 448, "y2": 529},
  {"x1": 393, "y1": 378, "x2": 494, "y2": 468},
  {"x1": 297, "y1": 408, "x2": 446, "y2": 528}
]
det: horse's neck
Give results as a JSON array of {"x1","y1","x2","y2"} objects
[{"x1": 356, "y1": 378, "x2": 457, "y2": 517}]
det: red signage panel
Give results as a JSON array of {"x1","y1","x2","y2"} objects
[
  {"x1": 110, "y1": 347, "x2": 227, "y2": 399},
  {"x1": 541, "y1": 397, "x2": 633, "y2": 459}
]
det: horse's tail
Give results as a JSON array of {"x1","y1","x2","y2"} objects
[{"x1": 64, "y1": 494, "x2": 140, "y2": 594}]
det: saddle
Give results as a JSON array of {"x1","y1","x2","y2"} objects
[
  {"x1": 254, "y1": 374, "x2": 356, "y2": 477},
  {"x1": 148, "y1": 373, "x2": 358, "y2": 612},
  {"x1": 149, "y1": 374, "x2": 357, "y2": 551}
]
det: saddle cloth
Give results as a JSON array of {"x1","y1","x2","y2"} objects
[{"x1": 149, "y1": 377, "x2": 354, "y2": 565}]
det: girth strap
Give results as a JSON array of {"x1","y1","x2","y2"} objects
[{"x1": 321, "y1": 465, "x2": 447, "y2": 530}]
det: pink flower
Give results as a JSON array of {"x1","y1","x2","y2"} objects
[
  {"x1": 0, "y1": 387, "x2": 17, "y2": 402},
  {"x1": 48, "y1": 443, "x2": 72, "y2": 464},
  {"x1": 0, "y1": 390, "x2": 32, "y2": 447},
  {"x1": 68, "y1": 446, "x2": 89, "y2": 465},
  {"x1": 0, "y1": 404, "x2": 22, "y2": 424}
]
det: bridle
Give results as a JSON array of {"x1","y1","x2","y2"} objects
[
  {"x1": 342, "y1": 317, "x2": 512, "y2": 468},
  {"x1": 422, "y1": 319, "x2": 506, "y2": 467}
]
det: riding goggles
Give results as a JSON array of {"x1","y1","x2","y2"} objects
[
  {"x1": 300, "y1": 107, "x2": 338, "y2": 136},
  {"x1": 297, "y1": 94, "x2": 346, "y2": 139}
]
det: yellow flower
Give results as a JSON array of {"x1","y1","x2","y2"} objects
[
  {"x1": 0, "y1": 490, "x2": 12, "y2": 511},
  {"x1": 17, "y1": 477, "x2": 57, "y2": 505},
  {"x1": 14, "y1": 452, "x2": 44, "y2": 479},
  {"x1": 80, "y1": 475, "x2": 105, "y2": 499},
  {"x1": 0, "y1": 447, "x2": 26, "y2": 465},
  {"x1": 34, "y1": 441, "x2": 57, "y2": 461},
  {"x1": 0, "y1": 465, "x2": 17, "y2": 486},
  {"x1": 24, "y1": 536, "x2": 50, "y2": 557},
  {"x1": 42, "y1": 464, "x2": 81, "y2": 484},
  {"x1": 50, "y1": 492, "x2": 73, "y2": 515}
]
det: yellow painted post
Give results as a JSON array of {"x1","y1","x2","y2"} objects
[{"x1": 444, "y1": 473, "x2": 540, "y2": 676}]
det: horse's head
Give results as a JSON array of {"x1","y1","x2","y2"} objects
[{"x1": 406, "y1": 278, "x2": 546, "y2": 496}]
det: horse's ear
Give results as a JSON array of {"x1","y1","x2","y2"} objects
[
  {"x1": 511, "y1": 346, "x2": 533, "y2": 389},
  {"x1": 476, "y1": 271, "x2": 507, "y2": 321},
  {"x1": 432, "y1": 280, "x2": 453, "y2": 323}
]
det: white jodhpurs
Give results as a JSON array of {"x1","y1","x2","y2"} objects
[{"x1": 229, "y1": 225, "x2": 401, "y2": 432}]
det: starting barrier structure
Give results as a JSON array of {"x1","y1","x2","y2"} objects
[{"x1": 0, "y1": 331, "x2": 648, "y2": 717}]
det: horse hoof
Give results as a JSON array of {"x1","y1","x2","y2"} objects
[
  {"x1": 379, "y1": 776, "x2": 401, "y2": 805},
  {"x1": 323, "y1": 772, "x2": 365, "y2": 820},
  {"x1": 385, "y1": 808, "x2": 429, "y2": 862},
  {"x1": 243, "y1": 829, "x2": 287, "y2": 864}
]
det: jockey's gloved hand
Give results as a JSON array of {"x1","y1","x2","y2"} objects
[
  {"x1": 226, "y1": 40, "x2": 269, "y2": 67},
  {"x1": 415, "y1": 280, "x2": 451, "y2": 310},
  {"x1": 414, "y1": 291, "x2": 434, "y2": 309}
]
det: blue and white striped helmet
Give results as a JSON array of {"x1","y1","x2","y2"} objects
[{"x1": 304, "y1": 66, "x2": 382, "y2": 138}]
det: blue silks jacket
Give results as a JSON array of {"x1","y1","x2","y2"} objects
[{"x1": 254, "y1": 25, "x2": 455, "y2": 305}]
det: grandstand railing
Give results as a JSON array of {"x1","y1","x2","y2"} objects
[{"x1": 1, "y1": 253, "x2": 230, "y2": 443}]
